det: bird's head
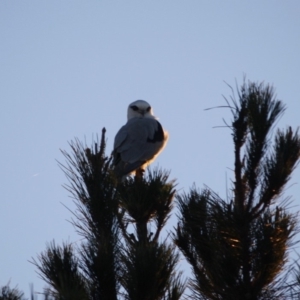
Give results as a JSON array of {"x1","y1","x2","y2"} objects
[{"x1": 127, "y1": 100, "x2": 156, "y2": 120}]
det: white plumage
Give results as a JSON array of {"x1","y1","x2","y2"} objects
[{"x1": 113, "y1": 100, "x2": 168, "y2": 177}]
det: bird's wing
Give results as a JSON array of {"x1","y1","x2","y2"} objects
[{"x1": 114, "y1": 118, "x2": 167, "y2": 164}]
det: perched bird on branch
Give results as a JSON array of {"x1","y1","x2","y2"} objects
[{"x1": 113, "y1": 100, "x2": 168, "y2": 178}]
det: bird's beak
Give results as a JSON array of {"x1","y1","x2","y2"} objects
[{"x1": 139, "y1": 110, "x2": 145, "y2": 116}]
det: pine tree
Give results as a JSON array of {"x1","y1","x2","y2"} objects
[
  {"x1": 174, "y1": 80, "x2": 300, "y2": 299},
  {"x1": 31, "y1": 129, "x2": 185, "y2": 300},
  {"x1": 2, "y1": 79, "x2": 300, "y2": 300}
]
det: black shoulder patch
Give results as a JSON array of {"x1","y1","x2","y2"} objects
[
  {"x1": 112, "y1": 150, "x2": 121, "y2": 166},
  {"x1": 147, "y1": 121, "x2": 164, "y2": 143}
]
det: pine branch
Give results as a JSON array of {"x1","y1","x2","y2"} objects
[
  {"x1": 175, "y1": 188, "x2": 243, "y2": 300},
  {"x1": 30, "y1": 242, "x2": 89, "y2": 300},
  {"x1": 254, "y1": 127, "x2": 300, "y2": 216},
  {"x1": 0, "y1": 285, "x2": 24, "y2": 300},
  {"x1": 117, "y1": 168, "x2": 175, "y2": 244},
  {"x1": 57, "y1": 130, "x2": 121, "y2": 300},
  {"x1": 231, "y1": 85, "x2": 248, "y2": 211},
  {"x1": 121, "y1": 242, "x2": 181, "y2": 300},
  {"x1": 117, "y1": 168, "x2": 185, "y2": 299},
  {"x1": 243, "y1": 83, "x2": 285, "y2": 211},
  {"x1": 175, "y1": 79, "x2": 300, "y2": 300}
]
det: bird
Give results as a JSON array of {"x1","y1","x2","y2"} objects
[{"x1": 112, "y1": 100, "x2": 169, "y2": 178}]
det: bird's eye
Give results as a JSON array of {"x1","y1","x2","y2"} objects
[
  {"x1": 146, "y1": 106, "x2": 151, "y2": 112},
  {"x1": 131, "y1": 105, "x2": 139, "y2": 111}
]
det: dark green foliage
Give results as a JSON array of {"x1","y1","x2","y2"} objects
[
  {"x1": 30, "y1": 128, "x2": 184, "y2": 299},
  {"x1": 259, "y1": 128, "x2": 300, "y2": 213},
  {"x1": 64, "y1": 133, "x2": 120, "y2": 299},
  {"x1": 59, "y1": 129, "x2": 121, "y2": 300},
  {"x1": 117, "y1": 171, "x2": 185, "y2": 300},
  {"x1": 175, "y1": 80, "x2": 300, "y2": 299},
  {"x1": 176, "y1": 189, "x2": 245, "y2": 299},
  {"x1": 31, "y1": 129, "x2": 121, "y2": 300},
  {"x1": 5, "y1": 79, "x2": 300, "y2": 299},
  {"x1": 0, "y1": 285, "x2": 55, "y2": 300},
  {"x1": 0, "y1": 285, "x2": 24, "y2": 300},
  {"x1": 31, "y1": 242, "x2": 89, "y2": 300},
  {"x1": 117, "y1": 170, "x2": 175, "y2": 243},
  {"x1": 176, "y1": 189, "x2": 297, "y2": 299},
  {"x1": 121, "y1": 242, "x2": 182, "y2": 300}
]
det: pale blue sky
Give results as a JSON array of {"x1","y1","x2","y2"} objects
[{"x1": 1, "y1": 1, "x2": 300, "y2": 296}]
